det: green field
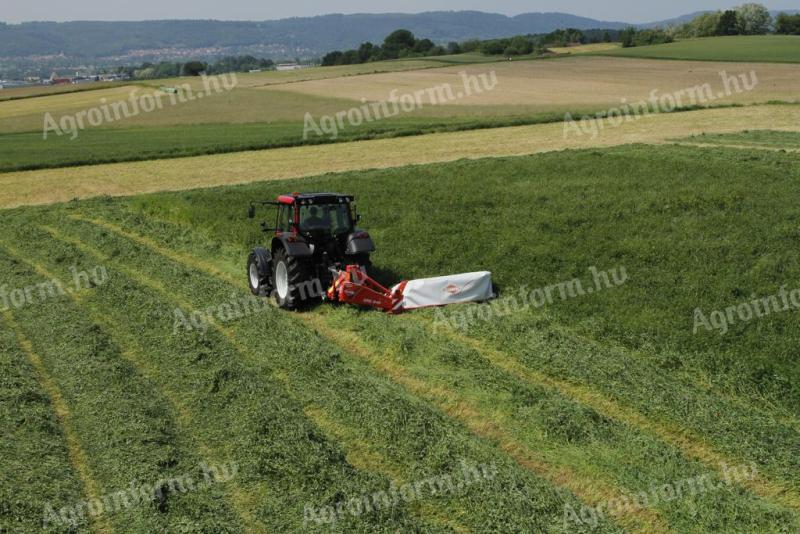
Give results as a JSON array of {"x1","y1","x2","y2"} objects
[
  {"x1": 679, "y1": 129, "x2": 800, "y2": 149},
  {"x1": 0, "y1": 112, "x2": 573, "y2": 173},
  {"x1": 596, "y1": 35, "x2": 800, "y2": 63},
  {"x1": 2, "y1": 144, "x2": 800, "y2": 532}
]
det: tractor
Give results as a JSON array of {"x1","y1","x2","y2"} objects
[
  {"x1": 247, "y1": 192, "x2": 494, "y2": 313},
  {"x1": 247, "y1": 192, "x2": 375, "y2": 309}
]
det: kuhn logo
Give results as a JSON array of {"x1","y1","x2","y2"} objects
[{"x1": 444, "y1": 283, "x2": 463, "y2": 295}]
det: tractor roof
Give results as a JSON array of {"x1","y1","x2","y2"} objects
[{"x1": 277, "y1": 192, "x2": 353, "y2": 205}]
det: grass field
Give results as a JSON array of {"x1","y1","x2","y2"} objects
[
  {"x1": 2, "y1": 144, "x2": 800, "y2": 532},
  {"x1": 2, "y1": 41, "x2": 800, "y2": 532},
  {"x1": 678, "y1": 129, "x2": 800, "y2": 150},
  {"x1": 597, "y1": 35, "x2": 800, "y2": 63},
  {"x1": 2, "y1": 104, "x2": 799, "y2": 208}
]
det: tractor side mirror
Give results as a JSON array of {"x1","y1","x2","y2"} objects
[{"x1": 248, "y1": 205, "x2": 256, "y2": 219}]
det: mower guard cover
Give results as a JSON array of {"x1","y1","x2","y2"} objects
[
  {"x1": 391, "y1": 271, "x2": 494, "y2": 311},
  {"x1": 327, "y1": 265, "x2": 493, "y2": 313}
]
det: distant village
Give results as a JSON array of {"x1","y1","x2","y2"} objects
[{"x1": 0, "y1": 71, "x2": 131, "y2": 89}]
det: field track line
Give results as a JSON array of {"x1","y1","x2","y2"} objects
[
  {"x1": 416, "y1": 319, "x2": 800, "y2": 513},
  {"x1": 672, "y1": 142, "x2": 800, "y2": 153},
  {"x1": 72, "y1": 213, "x2": 800, "y2": 433},
  {"x1": 0, "y1": 307, "x2": 113, "y2": 534},
  {"x1": 41, "y1": 224, "x2": 461, "y2": 532},
  {"x1": 305, "y1": 406, "x2": 471, "y2": 534},
  {"x1": 0, "y1": 238, "x2": 263, "y2": 534},
  {"x1": 71, "y1": 214, "x2": 800, "y2": 513},
  {"x1": 299, "y1": 313, "x2": 669, "y2": 533},
  {"x1": 56, "y1": 218, "x2": 669, "y2": 531}
]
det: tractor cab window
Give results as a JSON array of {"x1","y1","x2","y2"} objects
[
  {"x1": 276, "y1": 205, "x2": 294, "y2": 232},
  {"x1": 299, "y1": 203, "x2": 352, "y2": 234}
]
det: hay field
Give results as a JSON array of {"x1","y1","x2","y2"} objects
[
  {"x1": 267, "y1": 56, "x2": 800, "y2": 109},
  {"x1": 2, "y1": 104, "x2": 799, "y2": 209}
]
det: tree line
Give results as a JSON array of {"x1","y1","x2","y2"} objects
[
  {"x1": 116, "y1": 56, "x2": 276, "y2": 80},
  {"x1": 322, "y1": 28, "x2": 622, "y2": 66}
]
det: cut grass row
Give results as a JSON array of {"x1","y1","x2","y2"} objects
[
  {"x1": 0, "y1": 228, "x2": 446, "y2": 532},
  {"x1": 0, "y1": 312, "x2": 92, "y2": 533},
  {"x1": 70, "y1": 205, "x2": 800, "y2": 528},
  {"x1": 678, "y1": 129, "x2": 800, "y2": 150},
  {"x1": 0, "y1": 247, "x2": 243, "y2": 532},
  {"x1": 0, "y1": 213, "x2": 614, "y2": 531},
  {"x1": 39, "y1": 214, "x2": 611, "y2": 532},
  {"x1": 42, "y1": 199, "x2": 800, "y2": 530}
]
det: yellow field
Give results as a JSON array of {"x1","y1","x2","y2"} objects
[
  {"x1": 267, "y1": 56, "x2": 800, "y2": 109},
  {"x1": 548, "y1": 43, "x2": 622, "y2": 55},
  {"x1": 2, "y1": 104, "x2": 798, "y2": 209}
]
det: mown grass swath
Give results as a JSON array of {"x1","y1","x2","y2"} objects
[
  {"x1": 0, "y1": 314, "x2": 89, "y2": 533},
  {"x1": 32, "y1": 212, "x2": 614, "y2": 532}
]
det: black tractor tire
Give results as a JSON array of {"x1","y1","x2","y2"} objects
[
  {"x1": 272, "y1": 248, "x2": 313, "y2": 310},
  {"x1": 247, "y1": 248, "x2": 273, "y2": 297}
]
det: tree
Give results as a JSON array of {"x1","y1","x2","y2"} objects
[
  {"x1": 447, "y1": 41, "x2": 462, "y2": 54},
  {"x1": 603, "y1": 31, "x2": 612, "y2": 43},
  {"x1": 357, "y1": 42, "x2": 375, "y2": 62},
  {"x1": 412, "y1": 38, "x2": 435, "y2": 54},
  {"x1": 620, "y1": 27, "x2": 636, "y2": 47},
  {"x1": 321, "y1": 51, "x2": 344, "y2": 66},
  {"x1": 180, "y1": 61, "x2": 207, "y2": 76},
  {"x1": 716, "y1": 10, "x2": 740, "y2": 35},
  {"x1": 775, "y1": 13, "x2": 800, "y2": 34},
  {"x1": 736, "y1": 3, "x2": 772, "y2": 34},
  {"x1": 383, "y1": 29, "x2": 416, "y2": 56}
]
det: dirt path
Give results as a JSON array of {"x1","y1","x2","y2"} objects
[{"x1": 1, "y1": 105, "x2": 799, "y2": 209}]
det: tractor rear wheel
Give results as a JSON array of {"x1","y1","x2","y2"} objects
[{"x1": 272, "y1": 248, "x2": 312, "y2": 310}]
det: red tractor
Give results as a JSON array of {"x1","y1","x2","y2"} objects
[
  {"x1": 248, "y1": 192, "x2": 494, "y2": 313},
  {"x1": 247, "y1": 192, "x2": 375, "y2": 309}
]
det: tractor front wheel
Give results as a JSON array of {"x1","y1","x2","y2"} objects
[
  {"x1": 272, "y1": 248, "x2": 312, "y2": 310},
  {"x1": 247, "y1": 248, "x2": 272, "y2": 297}
]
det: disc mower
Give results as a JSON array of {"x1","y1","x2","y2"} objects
[{"x1": 247, "y1": 192, "x2": 493, "y2": 312}]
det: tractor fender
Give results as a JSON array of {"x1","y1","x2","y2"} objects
[
  {"x1": 345, "y1": 231, "x2": 376, "y2": 255},
  {"x1": 251, "y1": 247, "x2": 273, "y2": 279},
  {"x1": 271, "y1": 236, "x2": 313, "y2": 258}
]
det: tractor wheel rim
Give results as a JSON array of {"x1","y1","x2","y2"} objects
[
  {"x1": 249, "y1": 263, "x2": 260, "y2": 289},
  {"x1": 276, "y1": 261, "x2": 289, "y2": 299}
]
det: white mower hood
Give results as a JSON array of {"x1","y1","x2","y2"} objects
[{"x1": 392, "y1": 271, "x2": 494, "y2": 311}]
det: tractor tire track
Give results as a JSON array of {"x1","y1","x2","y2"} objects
[
  {"x1": 39, "y1": 224, "x2": 455, "y2": 533},
  {"x1": 73, "y1": 213, "x2": 800, "y2": 515},
  {"x1": 1, "y1": 308, "x2": 114, "y2": 534},
  {"x1": 0, "y1": 240, "x2": 257, "y2": 534},
  {"x1": 61, "y1": 216, "x2": 672, "y2": 533}
]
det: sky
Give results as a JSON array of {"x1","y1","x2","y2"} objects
[{"x1": 3, "y1": 1, "x2": 795, "y2": 24}]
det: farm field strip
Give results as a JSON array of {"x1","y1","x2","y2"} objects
[
  {"x1": 3, "y1": 104, "x2": 800, "y2": 209},
  {"x1": 0, "y1": 309, "x2": 112, "y2": 534},
  {"x1": 267, "y1": 56, "x2": 800, "y2": 108},
  {"x1": 49, "y1": 215, "x2": 674, "y2": 532},
  {"x1": 63, "y1": 211, "x2": 800, "y2": 530},
  {"x1": 32, "y1": 219, "x2": 584, "y2": 532},
  {"x1": 71, "y1": 212, "x2": 800, "y2": 499},
  {"x1": 8, "y1": 235, "x2": 268, "y2": 531},
  {"x1": 32, "y1": 224, "x2": 446, "y2": 532},
  {"x1": 0, "y1": 244, "x2": 244, "y2": 532},
  {"x1": 73, "y1": 210, "x2": 800, "y2": 473}
]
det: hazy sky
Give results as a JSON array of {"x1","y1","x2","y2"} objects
[{"x1": 3, "y1": 1, "x2": 795, "y2": 24}]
